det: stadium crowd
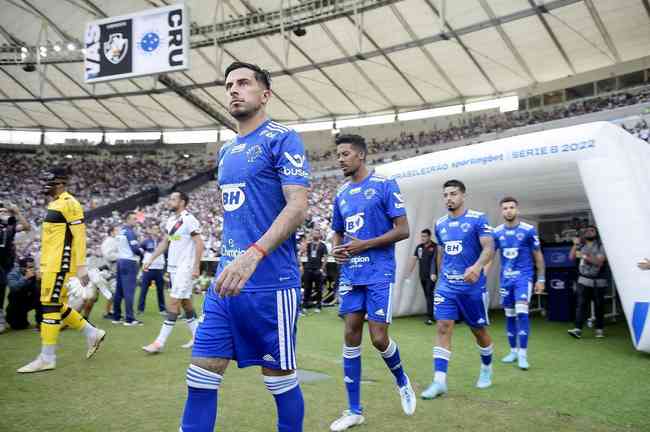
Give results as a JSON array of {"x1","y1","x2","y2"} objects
[{"x1": 309, "y1": 85, "x2": 650, "y2": 164}]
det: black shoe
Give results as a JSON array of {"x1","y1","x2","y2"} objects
[{"x1": 103, "y1": 313, "x2": 113, "y2": 320}]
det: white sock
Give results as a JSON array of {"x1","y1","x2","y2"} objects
[
  {"x1": 186, "y1": 318, "x2": 198, "y2": 337},
  {"x1": 434, "y1": 371, "x2": 447, "y2": 385},
  {"x1": 41, "y1": 344, "x2": 57, "y2": 362},
  {"x1": 511, "y1": 348, "x2": 518, "y2": 354},
  {"x1": 82, "y1": 322, "x2": 98, "y2": 339},
  {"x1": 519, "y1": 348, "x2": 527, "y2": 357},
  {"x1": 156, "y1": 320, "x2": 176, "y2": 346}
]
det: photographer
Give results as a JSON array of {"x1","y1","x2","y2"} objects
[
  {"x1": 568, "y1": 225, "x2": 608, "y2": 339},
  {"x1": 0, "y1": 202, "x2": 31, "y2": 333},
  {"x1": 6, "y1": 256, "x2": 41, "y2": 330}
]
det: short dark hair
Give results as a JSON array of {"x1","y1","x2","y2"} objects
[
  {"x1": 125, "y1": 211, "x2": 138, "y2": 220},
  {"x1": 106, "y1": 225, "x2": 116, "y2": 235},
  {"x1": 421, "y1": 228, "x2": 432, "y2": 236},
  {"x1": 335, "y1": 134, "x2": 367, "y2": 155},
  {"x1": 443, "y1": 179, "x2": 466, "y2": 193},
  {"x1": 224, "y1": 61, "x2": 271, "y2": 90},
  {"x1": 500, "y1": 196, "x2": 519, "y2": 206},
  {"x1": 172, "y1": 191, "x2": 190, "y2": 207}
]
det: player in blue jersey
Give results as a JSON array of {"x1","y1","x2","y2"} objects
[
  {"x1": 492, "y1": 197, "x2": 545, "y2": 370},
  {"x1": 329, "y1": 134, "x2": 416, "y2": 431},
  {"x1": 421, "y1": 179, "x2": 495, "y2": 400},
  {"x1": 179, "y1": 62, "x2": 310, "y2": 432}
]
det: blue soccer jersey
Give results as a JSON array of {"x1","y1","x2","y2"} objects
[
  {"x1": 493, "y1": 222, "x2": 541, "y2": 282},
  {"x1": 215, "y1": 120, "x2": 310, "y2": 292},
  {"x1": 332, "y1": 172, "x2": 406, "y2": 285},
  {"x1": 434, "y1": 209, "x2": 492, "y2": 292}
]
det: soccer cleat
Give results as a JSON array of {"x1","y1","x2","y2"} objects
[
  {"x1": 17, "y1": 356, "x2": 56, "y2": 373},
  {"x1": 329, "y1": 410, "x2": 365, "y2": 431},
  {"x1": 567, "y1": 328, "x2": 582, "y2": 339},
  {"x1": 181, "y1": 339, "x2": 194, "y2": 349},
  {"x1": 517, "y1": 355, "x2": 529, "y2": 370},
  {"x1": 123, "y1": 320, "x2": 144, "y2": 327},
  {"x1": 111, "y1": 319, "x2": 123, "y2": 325},
  {"x1": 421, "y1": 381, "x2": 447, "y2": 400},
  {"x1": 594, "y1": 329, "x2": 605, "y2": 338},
  {"x1": 501, "y1": 352, "x2": 518, "y2": 363},
  {"x1": 476, "y1": 366, "x2": 492, "y2": 389},
  {"x1": 425, "y1": 319, "x2": 433, "y2": 326},
  {"x1": 86, "y1": 329, "x2": 106, "y2": 359},
  {"x1": 142, "y1": 340, "x2": 163, "y2": 354},
  {"x1": 398, "y1": 374, "x2": 417, "y2": 415}
]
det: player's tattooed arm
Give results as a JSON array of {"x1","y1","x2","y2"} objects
[
  {"x1": 342, "y1": 215, "x2": 409, "y2": 256},
  {"x1": 216, "y1": 184, "x2": 308, "y2": 297},
  {"x1": 464, "y1": 235, "x2": 494, "y2": 283}
]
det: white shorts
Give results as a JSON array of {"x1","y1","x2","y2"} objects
[{"x1": 170, "y1": 271, "x2": 193, "y2": 299}]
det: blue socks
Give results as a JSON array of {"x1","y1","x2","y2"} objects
[
  {"x1": 478, "y1": 343, "x2": 494, "y2": 366},
  {"x1": 505, "y1": 308, "x2": 518, "y2": 350},
  {"x1": 516, "y1": 303, "x2": 530, "y2": 352},
  {"x1": 433, "y1": 346, "x2": 451, "y2": 385},
  {"x1": 181, "y1": 364, "x2": 222, "y2": 431},
  {"x1": 380, "y1": 339, "x2": 407, "y2": 387},
  {"x1": 343, "y1": 345, "x2": 362, "y2": 414},
  {"x1": 264, "y1": 373, "x2": 304, "y2": 432}
]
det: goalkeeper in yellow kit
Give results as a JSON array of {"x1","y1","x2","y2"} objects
[{"x1": 18, "y1": 168, "x2": 106, "y2": 373}]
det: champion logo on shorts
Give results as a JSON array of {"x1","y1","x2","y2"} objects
[
  {"x1": 375, "y1": 308, "x2": 385, "y2": 316},
  {"x1": 344, "y1": 376, "x2": 354, "y2": 384},
  {"x1": 477, "y1": 318, "x2": 486, "y2": 325},
  {"x1": 263, "y1": 354, "x2": 276, "y2": 362}
]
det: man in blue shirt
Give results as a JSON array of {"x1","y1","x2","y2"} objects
[
  {"x1": 329, "y1": 134, "x2": 416, "y2": 432},
  {"x1": 179, "y1": 62, "x2": 310, "y2": 432},
  {"x1": 137, "y1": 226, "x2": 166, "y2": 314},
  {"x1": 492, "y1": 197, "x2": 545, "y2": 370},
  {"x1": 113, "y1": 211, "x2": 143, "y2": 326},
  {"x1": 422, "y1": 179, "x2": 495, "y2": 400}
]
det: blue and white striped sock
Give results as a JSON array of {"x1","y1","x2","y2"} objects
[
  {"x1": 380, "y1": 339, "x2": 407, "y2": 387},
  {"x1": 433, "y1": 346, "x2": 451, "y2": 385},
  {"x1": 343, "y1": 345, "x2": 363, "y2": 414},
  {"x1": 264, "y1": 372, "x2": 304, "y2": 432},
  {"x1": 180, "y1": 365, "x2": 222, "y2": 431},
  {"x1": 478, "y1": 343, "x2": 494, "y2": 367}
]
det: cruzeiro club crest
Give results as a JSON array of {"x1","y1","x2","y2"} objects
[
  {"x1": 104, "y1": 33, "x2": 128, "y2": 64},
  {"x1": 137, "y1": 31, "x2": 160, "y2": 54}
]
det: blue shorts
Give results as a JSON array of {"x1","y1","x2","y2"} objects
[
  {"x1": 434, "y1": 283, "x2": 489, "y2": 328},
  {"x1": 338, "y1": 280, "x2": 393, "y2": 324},
  {"x1": 193, "y1": 287, "x2": 300, "y2": 370},
  {"x1": 500, "y1": 278, "x2": 532, "y2": 308}
]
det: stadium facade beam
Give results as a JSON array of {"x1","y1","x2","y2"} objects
[
  {"x1": 423, "y1": 0, "x2": 499, "y2": 94},
  {"x1": 318, "y1": 22, "x2": 398, "y2": 109},
  {"x1": 342, "y1": 15, "x2": 427, "y2": 104},
  {"x1": 527, "y1": 0, "x2": 576, "y2": 75},
  {"x1": 643, "y1": 0, "x2": 650, "y2": 19},
  {"x1": 583, "y1": 0, "x2": 621, "y2": 64},
  {"x1": 389, "y1": 4, "x2": 463, "y2": 99},
  {"x1": 238, "y1": 0, "x2": 364, "y2": 115},
  {"x1": 476, "y1": 0, "x2": 538, "y2": 85}
]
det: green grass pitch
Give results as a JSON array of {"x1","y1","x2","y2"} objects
[{"x1": 1, "y1": 293, "x2": 649, "y2": 432}]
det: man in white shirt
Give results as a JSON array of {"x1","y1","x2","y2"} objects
[
  {"x1": 100, "y1": 226, "x2": 119, "y2": 319},
  {"x1": 137, "y1": 226, "x2": 166, "y2": 314},
  {"x1": 142, "y1": 191, "x2": 204, "y2": 353}
]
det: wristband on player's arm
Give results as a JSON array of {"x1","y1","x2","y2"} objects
[{"x1": 250, "y1": 243, "x2": 268, "y2": 258}]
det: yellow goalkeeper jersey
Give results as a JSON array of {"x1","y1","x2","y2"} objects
[{"x1": 40, "y1": 191, "x2": 86, "y2": 274}]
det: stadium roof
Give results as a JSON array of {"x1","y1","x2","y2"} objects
[{"x1": 0, "y1": 0, "x2": 648, "y2": 132}]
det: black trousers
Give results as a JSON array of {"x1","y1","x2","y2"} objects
[
  {"x1": 420, "y1": 275, "x2": 434, "y2": 319},
  {"x1": 575, "y1": 282, "x2": 606, "y2": 330},
  {"x1": 0, "y1": 266, "x2": 6, "y2": 315},
  {"x1": 6, "y1": 284, "x2": 42, "y2": 329},
  {"x1": 302, "y1": 270, "x2": 323, "y2": 309}
]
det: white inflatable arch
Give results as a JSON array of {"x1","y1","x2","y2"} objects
[{"x1": 375, "y1": 122, "x2": 650, "y2": 353}]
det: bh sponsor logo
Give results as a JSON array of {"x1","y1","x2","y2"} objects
[
  {"x1": 221, "y1": 183, "x2": 246, "y2": 211},
  {"x1": 345, "y1": 212, "x2": 364, "y2": 234},
  {"x1": 503, "y1": 248, "x2": 519, "y2": 259},
  {"x1": 444, "y1": 240, "x2": 463, "y2": 255}
]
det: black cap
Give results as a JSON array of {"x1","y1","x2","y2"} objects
[{"x1": 41, "y1": 166, "x2": 69, "y2": 182}]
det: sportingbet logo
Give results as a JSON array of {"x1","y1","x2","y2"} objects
[
  {"x1": 345, "y1": 212, "x2": 365, "y2": 234},
  {"x1": 444, "y1": 240, "x2": 463, "y2": 255},
  {"x1": 503, "y1": 248, "x2": 519, "y2": 259},
  {"x1": 284, "y1": 152, "x2": 305, "y2": 168},
  {"x1": 222, "y1": 186, "x2": 245, "y2": 211}
]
